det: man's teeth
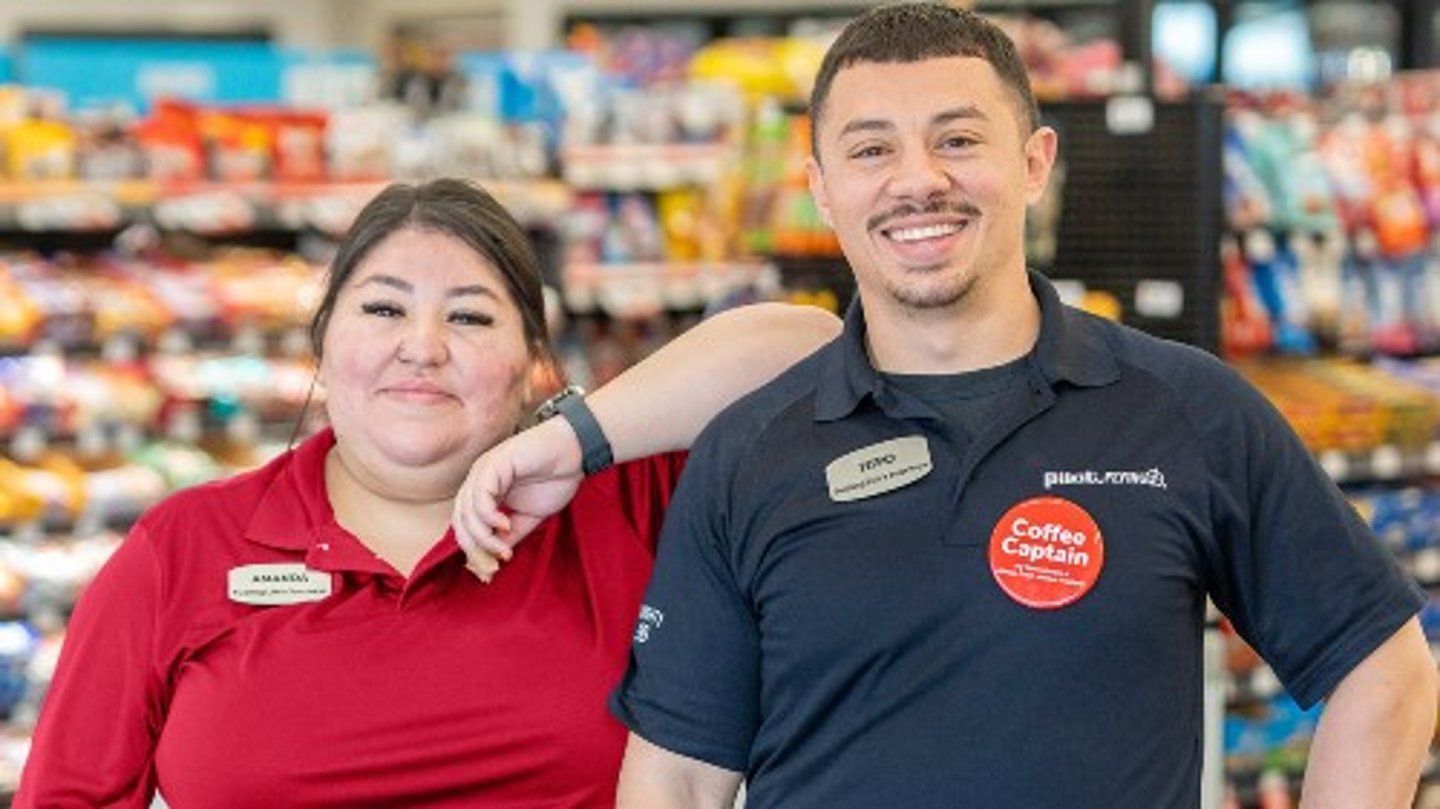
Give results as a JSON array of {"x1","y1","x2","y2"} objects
[{"x1": 888, "y1": 223, "x2": 962, "y2": 242}]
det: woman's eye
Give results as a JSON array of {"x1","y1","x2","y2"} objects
[
  {"x1": 449, "y1": 311, "x2": 495, "y2": 327},
  {"x1": 360, "y1": 301, "x2": 403, "y2": 318}
]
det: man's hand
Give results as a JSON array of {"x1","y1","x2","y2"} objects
[{"x1": 452, "y1": 417, "x2": 584, "y2": 582}]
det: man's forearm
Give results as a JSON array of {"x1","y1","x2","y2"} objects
[
  {"x1": 588, "y1": 303, "x2": 839, "y2": 462},
  {"x1": 1300, "y1": 618, "x2": 1437, "y2": 808},
  {"x1": 616, "y1": 734, "x2": 743, "y2": 809}
]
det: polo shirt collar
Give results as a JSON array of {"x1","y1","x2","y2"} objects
[
  {"x1": 814, "y1": 270, "x2": 1119, "y2": 423},
  {"x1": 814, "y1": 298, "x2": 881, "y2": 422},
  {"x1": 1026, "y1": 269, "x2": 1121, "y2": 389},
  {"x1": 245, "y1": 428, "x2": 339, "y2": 551}
]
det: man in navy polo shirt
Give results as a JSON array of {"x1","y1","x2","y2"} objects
[{"x1": 606, "y1": 4, "x2": 1437, "y2": 807}]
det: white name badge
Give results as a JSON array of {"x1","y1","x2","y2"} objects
[
  {"x1": 228, "y1": 563, "x2": 333, "y2": 606},
  {"x1": 825, "y1": 436, "x2": 933, "y2": 503}
]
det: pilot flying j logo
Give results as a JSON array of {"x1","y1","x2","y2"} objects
[
  {"x1": 634, "y1": 604, "x2": 664, "y2": 644},
  {"x1": 988, "y1": 496, "x2": 1105, "y2": 610},
  {"x1": 1043, "y1": 468, "x2": 1167, "y2": 490}
]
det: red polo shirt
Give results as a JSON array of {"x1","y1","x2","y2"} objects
[{"x1": 16, "y1": 429, "x2": 684, "y2": 808}]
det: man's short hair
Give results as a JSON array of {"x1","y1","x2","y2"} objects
[{"x1": 809, "y1": 3, "x2": 1040, "y2": 157}]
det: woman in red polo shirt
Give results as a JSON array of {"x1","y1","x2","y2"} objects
[{"x1": 16, "y1": 178, "x2": 838, "y2": 807}]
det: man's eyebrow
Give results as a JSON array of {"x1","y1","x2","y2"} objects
[
  {"x1": 836, "y1": 105, "x2": 988, "y2": 140},
  {"x1": 837, "y1": 118, "x2": 894, "y2": 139},
  {"x1": 932, "y1": 104, "x2": 988, "y2": 126}
]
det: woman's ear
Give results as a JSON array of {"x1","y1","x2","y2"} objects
[{"x1": 521, "y1": 354, "x2": 562, "y2": 424}]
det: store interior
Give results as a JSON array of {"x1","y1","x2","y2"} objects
[{"x1": 0, "y1": 0, "x2": 1435, "y2": 807}]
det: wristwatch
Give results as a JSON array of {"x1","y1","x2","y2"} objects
[{"x1": 535, "y1": 385, "x2": 614, "y2": 476}]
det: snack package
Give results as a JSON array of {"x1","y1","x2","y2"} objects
[
  {"x1": 75, "y1": 106, "x2": 144, "y2": 181},
  {"x1": 1223, "y1": 111, "x2": 1275, "y2": 231},
  {"x1": 326, "y1": 104, "x2": 406, "y2": 182},
  {"x1": 6, "y1": 257, "x2": 92, "y2": 348},
  {"x1": 1244, "y1": 229, "x2": 1315, "y2": 355},
  {"x1": 1221, "y1": 234, "x2": 1274, "y2": 359},
  {"x1": 0, "y1": 261, "x2": 45, "y2": 347},
  {"x1": 135, "y1": 99, "x2": 206, "y2": 183},
  {"x1": 6, "y1": 116, "x2": 76, "y2": 180},
  {"x1": 87, "y1": 262, "x2": 175, "y2": 344},
  {"x1": 272, "y1": 110, "x2": 328, "y2": 183},
  {"x1": 200, "y1": 108, "x2": 272, "y2": 183},
  {"x1": 207, "y1": 249, "x2": 320, "y2": 334}
]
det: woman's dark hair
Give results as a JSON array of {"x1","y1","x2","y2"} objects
[
  {"x1": 309, "y1": 178, "x2": 551, "y2": 366},
  {"x1": 808, "y1": 3, "x2": 1040, "y2": 158}
]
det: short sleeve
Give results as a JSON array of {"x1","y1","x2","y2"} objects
[
  {"x1": 1199, "y1": 371, "x2": 1424, "y2": 708},
  {"x1": 609, "y1": 439, "x2": 759, "y2": 772},
  {"x1": 15, "y1": 523, "x2": 165, "y2": 808}
]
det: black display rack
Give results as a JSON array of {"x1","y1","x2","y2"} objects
[{"x1": 1042, "y1": 93, "x2": 1225, "y2": 352}]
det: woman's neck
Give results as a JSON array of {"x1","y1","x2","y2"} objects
[{"x1": 324, "y1": 448, "x2": 458, "y2": 577}]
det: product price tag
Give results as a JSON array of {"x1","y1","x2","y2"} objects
[
  {"x1": 16, "y1": 193, "x2": 121, "y2": 231},
  {"x1": 1317, "y1": 450, "x2": 1349, "y2": 482},
  {"x1": 154, "y1": 191, "x2": 257, "y2": 233},
  {"x1": 1370, "y1": 445, "x2": 1403, "y2": 479},
  {"x1": 1105, "y1": 95, "x2": 1154, "y2": 136}
]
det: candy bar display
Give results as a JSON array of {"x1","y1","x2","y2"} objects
[{"x1": 0, "y1": 243, "x2": 322, "y2": 798}]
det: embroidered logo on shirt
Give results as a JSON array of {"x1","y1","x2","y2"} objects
[
  {"x1": 634, "y1": 604, "x2": 664, "y2": 643},
  {"x1": 227, "y1": 563, "x2": 333, "y2": 606},
  {"x1": 1042, "y1": 467, "x2": 1167, "y2": 490},
  {"x1": 825, "y1": 436, "x2": 933, "y2": 503}
]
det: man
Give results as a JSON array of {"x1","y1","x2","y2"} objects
[{"x1": 605, "y1": 4, "x2": 1436, "y2": 808}]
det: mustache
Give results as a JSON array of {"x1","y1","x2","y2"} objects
[{"x1": 867, "y1": 199, "x2": 980, "y2": 232}]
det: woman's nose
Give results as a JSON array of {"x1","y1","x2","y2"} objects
[{"x1": 397, "y1": 317, "x2": 448, "y2": 365}]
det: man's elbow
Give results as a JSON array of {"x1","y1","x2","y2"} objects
[
  {"x1": 616, "y1": 734, "x2": 742, "y2": 809},
  {"x1": 1334, "y1": 619, "x2": 1437, "y2": 740}
]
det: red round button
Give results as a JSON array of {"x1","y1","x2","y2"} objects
[{"x1": 989, "y1": 496, "x2": 1104, "y2": 609}]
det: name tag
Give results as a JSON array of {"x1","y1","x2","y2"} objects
[
  {"x1": 825, "y1": 436, "x2": 933, "y2": 502},
  {"x1": 228, "y1": 563, "x2": 333, "y2": 606}
]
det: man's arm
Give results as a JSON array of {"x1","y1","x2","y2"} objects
[
  {"x1": 585, "y1": 301, "x2": 839, "y2": 459},
  {"x1": 615, "y1": 734, "x2": 743, "y2": 809},
  {"x1": 453, "y1": 302, "x2": 840, "y2": 574},
  {"x1": 1300, "y1": 617, "x2": 1437, "y2": 808}
]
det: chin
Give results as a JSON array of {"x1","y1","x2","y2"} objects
[
  {"x1": 886, "y1": 280, "x2": 973, "y2": 310},
  {"x1": 374, "y1": 434, "x2": 472, "y2": 468}
]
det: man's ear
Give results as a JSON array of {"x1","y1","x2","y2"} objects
[
  {"x1": 1023, "y1": 126, "x2": 1059, "y2": 205},
  {"x1": 806, "y1": 155, "x2": 834, "y2": 228}
]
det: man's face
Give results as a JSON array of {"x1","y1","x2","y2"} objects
[{"x1": 807, "y1": 56, "x2": 1056, "y2": 314}]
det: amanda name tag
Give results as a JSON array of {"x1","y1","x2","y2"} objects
[
  {"x1": 825, "y1": 435, "x2": 933, "y2": 503},
  {"x1": 228, "y1": 563, "x2": 333, "y2": 606}
]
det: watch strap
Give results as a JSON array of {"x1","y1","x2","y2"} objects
[{"x1": 553, "y1": 390, "x2": 613, "y2": 476}]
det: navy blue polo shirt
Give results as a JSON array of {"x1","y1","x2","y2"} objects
[{"x1": 611, "y1": 271, "x2": 1424, "y2": 809}]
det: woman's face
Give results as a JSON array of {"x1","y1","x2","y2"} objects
[{"x1": 319, "y1": 227, "x2": 534, "y2": 486}]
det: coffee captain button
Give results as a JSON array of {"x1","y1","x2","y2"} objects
[{"x1": 988, "y1": 496, "x2": 1104, "y2": 610}]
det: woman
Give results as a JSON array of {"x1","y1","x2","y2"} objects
[{"x1": 16, "y1": 178, "x2": 839, "y2": 807}]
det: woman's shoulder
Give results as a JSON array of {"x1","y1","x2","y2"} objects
[{"x1": 131, "y1": 444, "x2": 306, "y2": 553}]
